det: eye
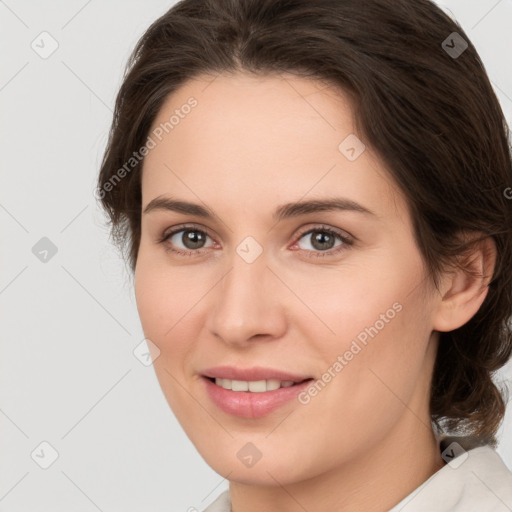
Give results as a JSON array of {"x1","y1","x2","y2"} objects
[
  {"x1": 158, "y1": 223, "x2": 353, "y2": 258},
  {"x1": 159, "y1": 225, "x2": 216, "y2": 256},
  {"x1": 292, "y1": 225, "x2": 353, "y2": 257}
]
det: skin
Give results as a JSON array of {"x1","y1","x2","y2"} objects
[{"x1": 134, "y1": 71, "x2": 496, "y2": 512}]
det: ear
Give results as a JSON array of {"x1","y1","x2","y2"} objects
[{"x1": 432, "y1": 235, "x2": 497, "y2": 332}]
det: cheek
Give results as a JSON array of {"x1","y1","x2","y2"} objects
[
  {"x1": 281, "y1": 292, "x2": 435, "y2": 478},
  {"x1": 134, "y1": 252, "x2": 199, "y2": 375},
  {"x1": 291, "y1": 252, "x2": 434, "y2": 419},
  {"x1": 273, "y1": 256, "x2": 408, "y2": 348},
  {"x1": 134, "y1": 257, "x2": 205, "y2": 421},
  {"x1": 310, "y1": 281, "x2": 433, "y2": 424},
  {"x1": 134, "y1": 246, "x2": 209, "y2": 338}
]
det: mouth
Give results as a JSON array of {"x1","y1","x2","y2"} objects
[
  {"x1": 205, "y1": 376, "x2": 313, "y2": 392},
  {"x1": 200, "y1": 370, "x2": 315, "y2": 419}
]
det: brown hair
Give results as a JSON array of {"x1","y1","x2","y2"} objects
[{"x1": 97, "y1": 0, "x2": 512, "y2": 446}]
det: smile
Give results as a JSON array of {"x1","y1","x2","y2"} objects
[
  {"x1": 212, "y1": 377, "x2": 300, "y2": 392},
  {"x1": 201, "y1": 369, "x2": 314, "y2": 418}
]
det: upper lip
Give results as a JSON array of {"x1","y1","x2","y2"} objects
[{"x1": 201, "y1": 366, "x2": 313, "y2": 382}]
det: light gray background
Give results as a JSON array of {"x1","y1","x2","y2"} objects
[{"x1": 1, "y1": 1, "x2": 511, "y2": 511}]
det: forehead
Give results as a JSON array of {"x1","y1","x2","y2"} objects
[
  {"x1": 147, "y1": 71, "x2": 356, "y2": 155},
  {"x1": 141, "y1": 71, "x2": 405, "y2": 222}
]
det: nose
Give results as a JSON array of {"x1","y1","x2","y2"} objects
[{"x1": 205, "y1": 248, "x2": 288, "y2": 347}]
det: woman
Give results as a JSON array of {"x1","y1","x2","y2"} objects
[{"x1": 97, "y1": 0, "x2": 512, "y2": 510}]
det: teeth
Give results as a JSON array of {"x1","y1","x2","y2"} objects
[
  {"x1": 266, "y1": 379, "x2": 281, "y2": 391},
  {"x1": 248, "y1": 380, "x2": 266, "y2": 392},
  {"x1": 232, "y1": 380, "x2": 248, "y2": 391},
  {"x1": 219, "y1": 378, "x2": 231, "y2": 390},
  {"x1": 214, "y1": 378, "x2": 297, "y2": 392}
]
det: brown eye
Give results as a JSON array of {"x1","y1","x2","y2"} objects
[
  {"x1": 161, "y1": 227, "x2": 215, "y2": 255},
  {"x1": 296, "y1": 228, "x2": 347, "y2": 252},
  {"x1": 308, "y1": 231, "x2": 337, "y2": 251},
  {"x1": 180, "y1": 229, "x2": 208, "y2": 249}
]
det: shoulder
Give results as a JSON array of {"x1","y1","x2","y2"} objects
[
  {"x1": 391, "y1": 439, "x2": 512, "y2": 512},
  {"x1": 201, "y1": 490, "x2": 231, "y2": 512}
]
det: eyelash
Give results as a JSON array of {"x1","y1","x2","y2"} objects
[{"x1": 158, "y1": 223, "x2": 354, "y2": 259}]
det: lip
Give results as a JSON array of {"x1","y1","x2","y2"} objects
[{"x1": 200, "y1": 366, "x2": 314, "y2": 419}]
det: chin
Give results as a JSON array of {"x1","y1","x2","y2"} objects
[{"x1": 190, "y1": 431, "x2": 319, "y2": 486}]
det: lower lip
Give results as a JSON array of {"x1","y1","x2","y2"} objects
[{"x1": 202, "y1": 377, "x2": 313, "y2": 418}]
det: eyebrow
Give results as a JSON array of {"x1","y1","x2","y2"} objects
[{"x1": 143, "y1": 196, "x2": 377, "y2": 221}]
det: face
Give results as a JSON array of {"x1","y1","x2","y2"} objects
[{"x1": 135, "y1": 72, "x2": 440, "y2": 485}]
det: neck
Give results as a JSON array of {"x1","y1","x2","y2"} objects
[{"x1": 230, "y1": 418, "x2": 445, "y2": 512}]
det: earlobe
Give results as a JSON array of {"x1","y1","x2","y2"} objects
[{"x1": 432, "y1": 235, "x2": 497, "y2": 333}]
